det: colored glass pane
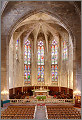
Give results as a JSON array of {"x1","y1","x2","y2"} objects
[
  {"x1": 51, "y1": 40, "x2": 58, "y2": 82},
  {"x1": 16, "y1": 40, "x2": 19, "y2": 59},
  {"x1": 37, "y1": 41, "x2": 44, "y2": 82},
  {"x1": 63, "y1": 41, "x2": 68, "y2": 60},
  {"x1": 16, "y1": 40, "x2": 19, "y2": 50},
  {"x1": 24, "y1": 39, "x2": 31, "y2": 84}
]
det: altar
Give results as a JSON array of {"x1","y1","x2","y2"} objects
[{"x1": 32, "y1": 86, "x2": 49, "y2": 97}]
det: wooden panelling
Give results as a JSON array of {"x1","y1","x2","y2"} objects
[
  {"x1": 15, "y1": 87, "x2": 22, "y2": 95},
  {"x1": 75, "y1": 95, "x2": 81, "y2": 108},
  {"x1": 61, "y1": 87, "x2": 67, "y2": 94},
  {"x1": 9, "y1": 86, "x2": 73, "y2": 99}
]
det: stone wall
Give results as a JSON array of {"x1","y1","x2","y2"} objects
[
  {"x1": 8, "y1": 28, "x2": 73, "y2": 90},
  {"x1": 1, "y1": 1, "x2": 81, "y2": 100}
]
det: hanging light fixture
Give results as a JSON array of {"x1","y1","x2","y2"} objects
[
  {"x1": 73, "y1": 89, "x2": 81, "y2": 95},
  {"x1": 1, "y1": 90, "x2": 9, "y2": 95}
]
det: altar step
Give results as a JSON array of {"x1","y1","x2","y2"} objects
[{"x1": 35, "y1": 105, "x2": 47, "y2": 119}]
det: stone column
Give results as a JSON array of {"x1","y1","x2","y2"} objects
[
  {"x1": 47, "y1": 38, "x2": 52, "y2": 86},
  {"x1": 67, "y1": 38, "x2": 70, "y2": 94},
  {"x1": 6, "y1": 35, "x2": 10, "y2": 100},
  {"x1": 67, "y1": 70, "x2": 69, "y2": 94},
  {"x1": 32, "y1": 34, "x2": 38, "y2": 85},
  {"x1": 1, "y1": 35, "x2": 9, "y2": 100},
  {"x1": 72, "y1": 38, "x2": 77, "y2": 99},
  {"x1": 21, "y1": 36, "x2": 24, "y2": 91},
  {"x1": 44, "y1": 33, "x2": 50, "y2": 85},
  {"x1": 13, "y1": 36, "x2": 15, "y2": 94},
  {"x1": 73, "y1": 39, "x2": 77, "y2": 91},
  {"x1": 58, "y1": 36, "x2": 61, "y2": 92}
]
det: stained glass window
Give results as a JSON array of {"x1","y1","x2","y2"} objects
[
  {"x1": 51, "y1": 40, "x2": 58, "y2": 82},
  {"x1": 37, "y1": 41, "x2": 44, "y2": 82},
  {"x1": 63, "y1": 41, "x2": 68, "y2": 60},
  {"x1": 16, "y1": 40, "x2": 19, "y2": 59},
  {"x1": 24, "y1": 40, "x2": 31, "y2": 84}
]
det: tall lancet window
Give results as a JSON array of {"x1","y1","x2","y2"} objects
[
  {"x1": 24, "y1": 40, "x2": 31, "y2": 85},
  {"x1": 37, "y1": 41, "x2": 44, "y2": 82},
  {"x1": 63, "y1": 41, "x2": 68, "y2": 60},
  {"x1": 51, "y1": 40, "x2": 58, "y2": 82},
  {"x1": 16, "y1": 39, "x2": 19, "y2": 60}
]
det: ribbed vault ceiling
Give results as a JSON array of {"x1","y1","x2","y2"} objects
[{"x1": 14, "y1": 12, "x2": 68, "y2": 43}]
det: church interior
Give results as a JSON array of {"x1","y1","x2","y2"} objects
[{"x1": 1, "y1": 1, "x2": 81, "y2": 119}]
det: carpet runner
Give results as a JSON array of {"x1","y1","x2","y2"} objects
[{"x1": 35, "y1": 104, "x2": 47, "y2": 119}]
